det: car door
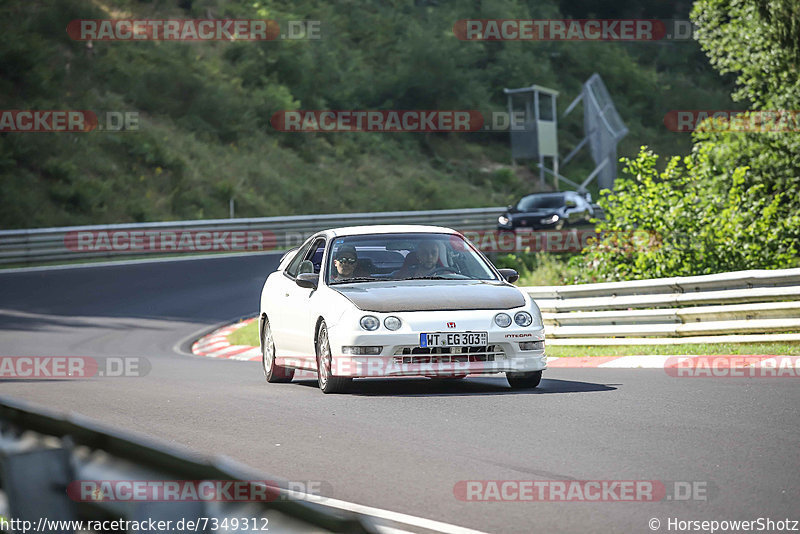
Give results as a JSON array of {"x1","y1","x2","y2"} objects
[
  {"x1": 282, "y1": 236, "x2": 327, "y2": 365},
  {"x1": 268, "y1": 238, "x2": 314, "y2": 356}
]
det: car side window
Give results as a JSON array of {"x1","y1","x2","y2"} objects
[
  {"x1": 310, "y1": 243, "x2": 326, "y2": 273},
  {"x1": 286, "y1": 238, "x2": 326, "y2": 278},
  {"x1": 285, "y1": 240, "x2": 315, "y2": 278}
]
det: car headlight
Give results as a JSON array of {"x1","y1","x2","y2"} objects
[
  {"x1": 360, "y1": 315, "x2": 380, "y2": 331},
  {"x1": 498, "y1": 215, "x2": 510, "y2": 225},
  {"x1": 494, "y1": 313, "x2": 512, "y2": 327},
  {"x1": 540, "y1": 214, "x2": 559, "y2": 224},
  {"x1": 514, "y1": 311, "x2": 533, "y2": 327},
  {"x1": 384, "y1": 316, "x2": 402, "y2": 330}
]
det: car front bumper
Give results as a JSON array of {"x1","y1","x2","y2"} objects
[
  {"x1": 329, "y1": 352, "x2": 547, "y2": 378},
  {"x1": 327, "y1": 316, "x2": 546, "y2": 378}
]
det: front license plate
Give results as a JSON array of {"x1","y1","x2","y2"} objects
[{"x1": 420, "y1": 332, "x2": 487, "y2": 348}]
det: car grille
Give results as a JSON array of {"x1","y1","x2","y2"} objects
[{"x1": 392, "y1": 345, "x2": 504, "y2": 364}]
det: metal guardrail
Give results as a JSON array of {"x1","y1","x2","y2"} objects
[
  {"x1": 0, "y1": 396, "x2": 377, "y2": 534},
  {"x1": 524, "y1": 268, "x2": 800, "y2": 342},
  {"x1": 0, "y1": 208, "x2": 505, "y2": 265}
]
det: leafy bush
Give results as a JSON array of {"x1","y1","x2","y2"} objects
[
  {"x1": 573, "y1": 0, "x2": 800, "y2": 282},
  {"x1": 575, "y1": 145, "x2": 799, "y2": 281}
]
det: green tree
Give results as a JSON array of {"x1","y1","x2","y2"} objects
[
  {"x1": 577, "y1": 0, "x2": 800, "y2": 281},
  {"x1": 691, "y1": 0, "x2": 799, "y2": 109}
]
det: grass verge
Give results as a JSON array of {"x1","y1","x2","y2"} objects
[{"x1": 227, "y1": 320, "x2": 259, "y2": 347}]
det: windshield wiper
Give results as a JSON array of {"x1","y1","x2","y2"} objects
[
  {"x1": 405, "y1": 275, "x2": 462, "y2": 280},
  {"x1": 330, "y1": 277, "x2": 382, "y2": 285}
]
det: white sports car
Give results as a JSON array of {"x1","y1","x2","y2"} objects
[{"x1": 258, "y1": 225, "x2": 546, "y2": 393}]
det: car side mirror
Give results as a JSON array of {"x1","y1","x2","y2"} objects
[
  {"x1": 498, "y1": 268, "x2": 519, "y2": 283},
  {"x1": 296, "y1": 273, "x2": 318, "y2": 289},
  {"x1": 298, "y1": 260, "x2": 314, "y2": 275}
]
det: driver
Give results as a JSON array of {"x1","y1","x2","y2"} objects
[{"x1": 415, "y1": 240, "x2": 441, "y2": 275}]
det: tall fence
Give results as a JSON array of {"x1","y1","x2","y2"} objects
[
  {"x1": 526, "y1": 268, "x2": 800, "y2": 344},
  {"x1": 0, "y1": 208, "x2": 505, "y2": 266}
]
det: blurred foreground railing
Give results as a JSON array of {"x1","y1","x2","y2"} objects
[{"x1": 0, "y1": 397, "x2": 377, "y2": 533}]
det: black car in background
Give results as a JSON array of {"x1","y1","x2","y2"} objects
[{"x1": 497, "y1": 191, "x2": 594, "y2": 231}]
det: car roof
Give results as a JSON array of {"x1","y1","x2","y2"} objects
[{"x1": 324, "y1": 225, "x2": 460, "y2": 238}]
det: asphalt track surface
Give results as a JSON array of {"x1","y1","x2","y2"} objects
[{"x1": 1, "y1": 254, "x2": 798, "y2": 533}]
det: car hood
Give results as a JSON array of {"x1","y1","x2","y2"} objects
[{"x1": 330, "y1": 280, "x2": 526, "y2": 312}]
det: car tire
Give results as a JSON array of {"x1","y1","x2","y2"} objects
[
  {"x1": 262, "y1": 317, "x2": 294, "y2": 383},
  {"x1": 316, "y1": 321, "x2": 352, "y2": 394},
  {"x1": 506, "y1": 370, "x2": 542, "y2": 389}
]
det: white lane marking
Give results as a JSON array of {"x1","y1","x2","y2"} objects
[
  {"x1": 374, "y1": 527, "x2": 416, "y2": 534},
  {"x1": 0, "y1": 250, "x2": 283, "y2": 274},
  {"x1": 288, "y1": 493, "x2": 490, "y2": 534}
]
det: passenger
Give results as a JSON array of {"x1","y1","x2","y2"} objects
[{"x1": 394, "y1": 240, "x2": 449, "y2": 278}]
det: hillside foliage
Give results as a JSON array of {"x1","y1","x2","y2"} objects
[{"x1": 0, "y1": 0, "x2": 733, "y2": 228}]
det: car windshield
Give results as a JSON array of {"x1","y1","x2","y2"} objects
[
  {"x1": 517, "y1": 194, "x2": 566, "y2": 211},
  {"x1": 326, "y1": 233, "x2": 498, "y2": 284}
]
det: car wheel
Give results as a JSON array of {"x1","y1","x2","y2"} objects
[
  {"x1": 262, "y1": 318, "x2": 294, "y2": 383},
  {"x1": 316, "y1": 321, "x2": 352, "y2": 394},
  {"x1": 506, "y1": 370, "x2": 542, "y2": 389}
]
